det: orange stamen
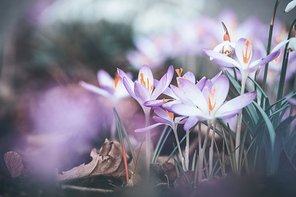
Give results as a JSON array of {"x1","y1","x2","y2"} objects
[
  {"x1": 140, "y1": 73, "x2": 153, "y2": 92},
  {"x1": 175, "y1": 68, "x2": 183, "y2": 77},
  {"x1": 208, "y1": 88, "x2": 217, "y2": 111},
  {"x1": 140, "y1": 73, "x2": 146, "y2": 87},
  {"x1": 224, "y1": 50, "x2": 230, "y2": 54},
  {"x1": 163, "y1": 99, "x2": 174, "y2": 119},
  {"x1": 242, "y1": 40, "x2": 252, "y2": 64},
  {"x1": 175, "y1": 68, "x2": 186, "y2": 89},
  {"x1": 114, "y1": 73, "x2": 120, "y2": 89}
]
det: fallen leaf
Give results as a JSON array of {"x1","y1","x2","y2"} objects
[{"x1": 56, "y1": 138, "x2": 129, "y2": 182}]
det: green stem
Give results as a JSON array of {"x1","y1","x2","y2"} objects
[
  {"x1": 209, "y1": 120, "x2": 217, "y2": 175},
  {"x1": 274, "y1": 19, "x2": 296, "y2": 126},
  {"x1": 145, "y1": 111, "x2": 151, "y2": 176},
  {"x1": 198, "y1": 121, "x2": 212, "y2": 183},
  {"x1": 172, "y1": 124, "x2": 186, "y2": 171},
  {"x1": 185, "y1": 130, "x2": 189, "y2": 171},
  {"x1": 235, "y1": 73, "x2": 247, "y2": 170},
  {"x1": 261, "y1": 0, "x2": 280, "y2": 99}
]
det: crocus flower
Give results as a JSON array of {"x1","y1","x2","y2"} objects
[
  {"x1": 117, "y1": 65, "x2": 174, "y2": 116},
  {"x1": 285, "y1": 0, "x2": 296, "y2": 13},
  {"x1": 79, "y1": 70, "x2": 130, "y2": 103},
  {"x1": 165, "y1": 75, "x2": 256, "y2": 122},
  {"x1": 204, "y1": 38, "x2": 280, "y2": 80}
]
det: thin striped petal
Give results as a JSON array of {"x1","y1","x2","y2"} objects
[
  {"x1": 184, "y1": 116, "x2": 199, "y2": 130},
  {"x1": 154, "y1": 107, "x2": 171, "y2": 121},
  {"x1": 122, "y1": 77, "x2": 136, "y2": 99},
  {"x1": 153, "y1": 116, "x2": 172, "y2": 126},
  {"x1": 212, "y1": 75, "x2": 229, "y2": 112},
  {"x1": 178, "y1": 78, "x2": 209, "y2": 113},
  {"x1": 79, "y1": 81, "x2": 110, "y2": 97},
  {"x1": 134, "y1": 81, "x2": 151, "y2": 104},
  {"x1": 204, "y1": 49, "x2": 240, "y2": 68},
  {"x1": 97, "y1": 70, "x2": 113, "y2": 90},
  {"x1": 135, "y1": 123, "x2": 164, "y2": 133},
  {"x1": 138, "y1": 65, "x2": 154, "y2": 89},
  {"x1": 215, "y1": 91, "x2": 256, "y2": 118}
]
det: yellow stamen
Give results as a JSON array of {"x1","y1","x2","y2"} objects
[
  {"x1": 175, "y1": 68, "x2": 186, "y2": 89},
  {"x1": 163, "y1": 99, "x2": 174, "y2": 119},
  {"x1": 242, "y1": 40, "x2": 252, "y2": 64},
  {"x1": 114, "y1": 73, "x2": 120, "y2": 89},
  {"x1": 208, "y1": 88, "x2": 217, "y2": 112},
  {"x1": 140, "y1": 73, "x2": 153, "y2": 92},
  {"x1": 175, "y1": 68, "x2": 183, "y2": 77}
]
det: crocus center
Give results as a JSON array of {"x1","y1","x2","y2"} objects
[
  {"x1": 140, "y1": 73, "x2": 153, "y2": 92},
  {"x1": 175, "y1": 68, "x2": 186, "y2": 88},
  {"x1": 114, "y1": 73, "x2": 120, "y2": 90},
  {"x1": 163, "y1": 99, "x2": 174, "y2": 119},
  {"x1": 208, "y1": 87, "x2": 217, "y2": 112},
  {"x1": 242, "y1": 40, "x2": 252, "y2": 64}
]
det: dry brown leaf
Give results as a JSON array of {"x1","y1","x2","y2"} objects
[
  {"x1": 4, "y1": 151, "x2": 24, "y2": 178},
  {"x1": 56, "y1": 138, "x2": 129, "y2": 182}
]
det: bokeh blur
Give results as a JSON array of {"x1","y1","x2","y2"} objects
[{"x1": 0, "y1": 0, "x2": 296, "y2": 179}]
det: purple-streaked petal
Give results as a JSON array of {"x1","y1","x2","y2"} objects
[
  {"x1": 153, "y1": 116, "x2": 172, "y2": 126},
  {"x1": 216, "y1": 109, "x2": 241, "y2": 119},
  {"x1": 211, "y1": 71, "x2": 223, "y2": 82},
  {"x1": 204, "y1": 49, "x2": 240, "y2": 68},
  {"x1": 135, "y1": 123, "x2": 164, "y2": 133},
  {"x1": 154, "y1": 107, "x2": 171, "y2": 121},
  {"x1": 154, "y1": 79, "x2": 175, "y2": 98},
  {"x1": 152, "y1": 65, "x2": 174, "y2": 99},
  {"x1": 144, "y1": 99, "x2": 171, "y2": 107},
  {"x1": 79, "y1": 81, "x2": 110, "y2": 97},
  {"x1": 178, "y1": 78, "x2": 209, "y2": 113},
  {"x1": 235, "y1": 38, "x2": 249, "y2": 66},
  {"x1": 183, "y1": 71, "x2": 196, "y2": 83},
  {"x1": 117, "y1": 68, "x2": 134, "y2": 89},
  {"x1": 215, "y1": 91, "x2": 256, "y2": 118},
  {"x1": 196, "y1": 76, "x2": 206, "y2": 90},
  {"x1": 97, "y1": 70, "x2": 113, "y2": 90},
  {"x1": 134, "y1": 81, "x2": 151, "y2": 104},
  {"x1": 170, "y1": 84, "x2": 194, "y2": 105},
  {"x1": 114, "y1": 81, "x2": 130, "y2": 99},
  {"x1": 138, "y1": 65, "x2": 154, "y2": 89},
  {"x1": 122, "y1": 77, "x2": 136, "y2": 99},
  {"x1": 169, "y1": 104, "x2": 211, "y2": 121},
  {"x1": 249, "y1": 50, "x2": 280, "y2": 69},
  {"x1": 212, "y1": 75, "x2": 229, "y2": 111},
  {"x1": 183, "y1": 116, "x2": 199, "y2": 130},
  {"x1": 152, "y1": 74, "x2": 168, "y2": 100}
]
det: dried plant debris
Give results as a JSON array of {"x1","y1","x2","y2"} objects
[
  {"x1": 4, "y1": 151, "x2": 24, "y2": 178},
  {"x1": 56, "y1": 138, "x2": 130, "y2": 182}
]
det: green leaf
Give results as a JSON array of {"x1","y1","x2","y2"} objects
[{"x1": 252, "y1": 102, "x2": 275, "y2": 150}]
